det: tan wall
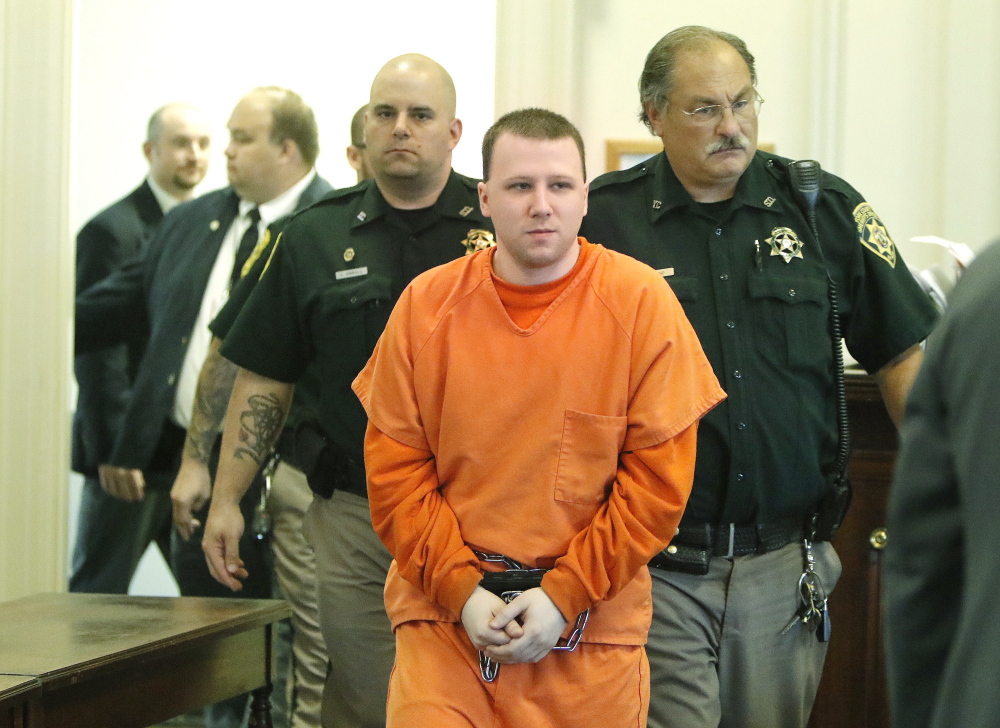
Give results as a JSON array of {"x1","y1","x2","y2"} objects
[{"x1": 0, "y1": 0, "x2": 74, "y2": 601}]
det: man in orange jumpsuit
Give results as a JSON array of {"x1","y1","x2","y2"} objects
[{"x1": 352, "y1": 108, "x2": 725, "y2": 727}]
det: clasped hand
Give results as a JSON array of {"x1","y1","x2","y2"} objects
[{"x1": 461, "y1": 585, "x2": 568, "y2": 664}]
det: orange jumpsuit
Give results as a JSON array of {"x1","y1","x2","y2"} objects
[{"x1": 353, "y1": 240, "x2": 725, "y2": 727}]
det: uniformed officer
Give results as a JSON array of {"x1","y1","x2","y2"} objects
[
  {"x1": 199, "y1": 54, "x2": 494, "y2": 728},
  {"x1": 579, "y1": 25, "x2": 938, "y2": 728},
  {"x1": 346, "y1": 104, "x2": 375, "y2": 183}
]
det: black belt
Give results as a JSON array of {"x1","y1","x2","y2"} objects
[{"x1": 649, "y1": 518, "x2": 811, "y2": 573}]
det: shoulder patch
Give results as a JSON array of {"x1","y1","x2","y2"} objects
[{"x1": 853, "y1": 202, "x2": 896, "y2": 268}]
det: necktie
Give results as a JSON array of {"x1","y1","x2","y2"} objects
[{"x1": 231, "y1": 207, "x2": 261, "y2": 286}]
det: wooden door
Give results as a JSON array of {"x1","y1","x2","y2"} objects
[{"x1": 809, "y1": 375, "x2": 894, "y2": 728}]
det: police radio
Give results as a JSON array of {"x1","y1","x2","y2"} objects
[{"x1": 788, "y1": 160, "x2": 852, "y2": 542}]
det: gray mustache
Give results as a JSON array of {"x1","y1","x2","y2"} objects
[{"x1": 706, "y1": 135, "x2": 750, "y2": 154}]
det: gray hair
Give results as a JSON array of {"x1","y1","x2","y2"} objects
[{"x1": 638, "y1": 26, "x2": 757, "y2": 132}]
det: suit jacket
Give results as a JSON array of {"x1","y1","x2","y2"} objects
[
  {"x1": 75, "y1": 173, "x2": 332, "y2": 472},
  {"x1": 884, "y1": 240, "x2": 1000, "y2": 728},
  {"x1": 72, "y1": 180, "x2": 163, "y2": 476}
]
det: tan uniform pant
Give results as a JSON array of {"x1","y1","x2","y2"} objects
[
  {"x1": 387, "y1": 620, "x2": 649, "y2": 728},
  {"x1": 303, "y1": 490, "x2": 395, "y2": 728},
  {"x1": 270, "y1": 461, "x2": 327, "y2": 728}
]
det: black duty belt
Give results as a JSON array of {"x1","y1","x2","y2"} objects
[
  {"x1": 649, "y1": 518, "x2": 811, "y2": 575},
  {"x1": 281, "y1": 421, "x2": 368, "y2": 500},
  {"x1": 274, "y1": 428, "x2": 298, "y2": 467}
]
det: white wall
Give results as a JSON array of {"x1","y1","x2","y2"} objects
[{"x1": 71, "y1": 0, "x2": 497, "y2": 235}]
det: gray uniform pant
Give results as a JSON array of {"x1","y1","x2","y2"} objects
[
  {"x1": 303, "y1": 490, "x2": 394, "y2": 728},
  {"x1": 646, "y1": 540, "x2": 842, "y2": 728}
]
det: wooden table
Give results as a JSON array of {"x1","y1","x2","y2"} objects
[
  {"x1": 0, "y1": 593, "x2": 290, "y2": 728},
  {"x1": 0, "y1": 675, "x2": 41, "y2": 728}
]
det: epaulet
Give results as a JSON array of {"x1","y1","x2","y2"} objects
[
  {"x1": 311, "y1": 180, "x2": 371, "y2": 205},
  {"x1": 261, "y1": 186, "x2": 355, "y2": 235},
  {"x1": 760, "y1": 149, "x2": 853, "y2": 199},
  {"x1": 451, "y1": 172, "x2": 482, "y2": 190},
  {"x1": 760, "y1": 149, "x2": 788, "y2": 179},
  {"x1": 589, "y1": 162, "x2": 653, "y2": 192}
]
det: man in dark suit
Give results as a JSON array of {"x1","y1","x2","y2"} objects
[
  {"x1": 884, "y1": 242, "x2": 1000, "y2": 728},
  {"x1": 76, "y1": 86, "x2": 332, "y2": 728},
  {"x1": 70, "y1": 102, "x2": 211, "y2": 594}
]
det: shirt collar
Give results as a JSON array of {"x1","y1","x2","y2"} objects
[
  {"x1": 730, "y1": 153, "x2": 789, "y2": 215},
  {"x1": 146, "y1": 176, "x2": 186, "y2": 214},
  {"x1": 650, "y1": 151, "x2": 789, "y2": 222},
  {"x1": 241, "y1": 168, "x2": 317, "y2": 224}
]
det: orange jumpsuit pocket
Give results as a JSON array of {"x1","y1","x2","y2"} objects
[{"x1": 554, "y1": 409, "x2": 628, "y2": 505}]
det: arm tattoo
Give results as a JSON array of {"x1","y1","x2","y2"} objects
[
  {"x1": 184, "y1": 352, "x2": 239, "y2": 464},
  {"x1": 233, "y1": 393, "x2": 285, "y2": 464}
]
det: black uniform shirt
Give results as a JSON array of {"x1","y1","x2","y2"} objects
[
  {"x1": 581, "y1": 151, "x2": 937, "y2": 524},
  {"x1": 220, "y1": 171, "x2": 492, "y2": 495}
]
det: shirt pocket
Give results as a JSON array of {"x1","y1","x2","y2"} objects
[
  {"x1": 312, "y1": 274, "x2": 393, "y2": 379},
  {"x1": 748, "y1": 274, "x2": 829, "y2": 369},
  {"x1": 665, "y1": 275, "x2": 698, "y2": 303},
  {"x1": 554, "y1": 410, "x2": 628, "y2": 505}
]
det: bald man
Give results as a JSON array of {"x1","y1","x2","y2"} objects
[
  {"x1": 346, "y1": 104, "x2": 374, "y2": 182},
  {"x1": 201, "y1": 54, "x2": 493, "y2": 728},
  {"x1": 71, "y1": 103, "x2": 210, "y2": 594}
]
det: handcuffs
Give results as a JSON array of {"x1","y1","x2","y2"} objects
[{"x1": 473, "y1": 551, "x2": 590, "y2": 682}]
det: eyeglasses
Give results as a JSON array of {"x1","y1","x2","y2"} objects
[{"x1": 679, "y1": 93, "x2": 763, "y2": 124}]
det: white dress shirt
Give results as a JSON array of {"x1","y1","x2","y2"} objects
[
  {"x1": 172, "y1": 169, "x2": 317, "y2": 428},
  {"x1": 146, "y1": 176, "x2": 186, "y2": 215}
]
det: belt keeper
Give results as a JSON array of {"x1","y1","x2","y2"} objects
[{"x1": 723, "y1": 523, "x2": 736, "y2": 559}]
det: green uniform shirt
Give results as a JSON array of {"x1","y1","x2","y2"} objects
[
  {"x1": 580, "y1": 150, "x2": 937, "y2": 525},
  {"x1": 219, "y1": 171, "x2": 492, "y2": 497},
  {"x1": 212, "y1": 204, "x2": 331, "y2": 437}
]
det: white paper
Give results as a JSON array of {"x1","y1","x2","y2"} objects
[{"x1": 910, "y1": 235, "x2": 976, "y2": 269}]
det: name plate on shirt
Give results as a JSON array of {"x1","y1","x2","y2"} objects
[
  {"x1": 335, "y1": 266, "x2": 369, "y2": 280},
  {"x1": 656, "y1": 267, "x2": 675, "y2": 277}
]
